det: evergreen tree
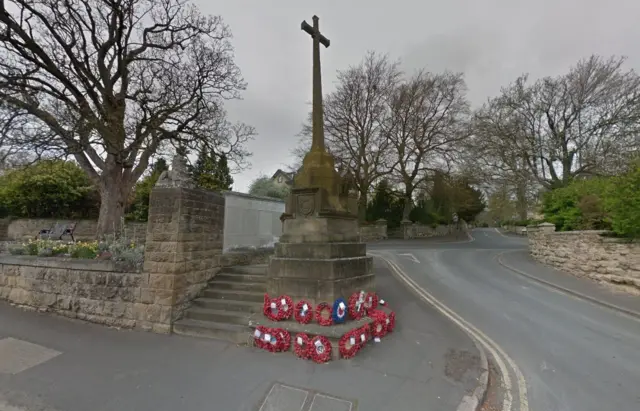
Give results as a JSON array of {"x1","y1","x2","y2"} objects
[
  {"x1": 214, "y1": 154, "x2": 234, "y2": 191},
  {"x1": 191, "y1": 149, "x2": 233, "y2": 191},
  {"x1": 366, "y1": 180, "x2": 405, "y2": 228}
]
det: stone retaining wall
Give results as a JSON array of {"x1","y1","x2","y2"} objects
[
  {"x1": 359, "y1": 219, "x2": 388, "y2": 242},
  {"x1": 528, "y1": 223, "x2": 640, "y2": 289},
  {"x1": 402, "y1": 221, "x2": 467, "y2": 239},
  {"x1": 0, "y1": 256, "x2": 155, "y2": 329}
]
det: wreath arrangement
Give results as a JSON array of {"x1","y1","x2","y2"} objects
[
  {"x1": 363, "y1": 292, "x2": 379, "y2": 314},
  {"x1": 369, "y1": 309, "x2": 388, "y2": 339},
  {"x1": 309, "y1": 335, "x2": 332, "y2": 363},
  {"x1": 276, "y1": 328, "x2": 291, "y2": 352},
  {"x1": 387, "y1": 311, "x2": 396, "y2": 333},
  {"x1": 315, "y1": 302, "x2": 333, "y2": 326},
  {"x1": 254, "y1": 327, "x2": 290, "y2": 353},
  {"x1": 338, "y1": 329, "x2": 360, "y2": 359},
  {"x1": 263, "y1": 294, "x2": 280, "y2": 321},
  {"x1": 332, "y1": 298, "x2": 348, "y2": 324},
  {"x1": 263, "y1": 294, "x2": 294, "y2": 321},
  {"x1": 293, "y1": 333, "x2": 312, "y2": 359},
  {"x1": 278, "y1": 296, "x2": 294, "y2": 320},
  {"x1": 294, "y1": 300, "x2": 313, "y2": 324},
  {"x1": 347, "y1": 291, "x2": 366, "y2": 320},
  {"x1": 253, "y1": 325, "x2": 269, "y2": 349},
  {"x1": 256, "y1": 293, "x2": 395, "y2": 361}
]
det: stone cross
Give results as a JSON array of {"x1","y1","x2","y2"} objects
[{"x1": 301, "y1": 15, "x2": 330, "y2": 153}]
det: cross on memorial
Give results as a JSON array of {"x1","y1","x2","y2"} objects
[{"x1": 301, "y1": 15, "x2": 330, "y2": 153}]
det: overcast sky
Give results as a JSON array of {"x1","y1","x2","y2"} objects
[{"x1": 196, "y1": 0, "x2": 640, "y2": 192}]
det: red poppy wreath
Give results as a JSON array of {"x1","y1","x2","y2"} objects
[
  {"x1": 294, "y1": 300, "x2": 314, "y2": 324},
  {"x1": 338, "y1": 329, "x2": 360, "y2": 359},
  {"x1": 315, "y1": 302, "x2": 333, "y2": 326},
  {"x1": 309, "y1": 335, "x2": 332, "y2": 363},
  {"x1": 293, "y1": 332, "x2": 311, "y2": 359}
]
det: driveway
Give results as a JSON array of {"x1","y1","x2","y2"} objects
[{"x1": 370, "y1": 228, "x2": 640, "y2": 411}]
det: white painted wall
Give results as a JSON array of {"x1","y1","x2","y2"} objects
[{"x1": 223, "y1": 191, "x2": 285, "y2": 251}]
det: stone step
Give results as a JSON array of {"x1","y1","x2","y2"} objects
[
  {"x1": 202, "y1": 289, "x2": 265, "y2": 303},
  {"x1": 173, "y1": 318, "x2": 250, "y2": 345},
  {"x1": 224, "y1": 265, "x2": 267, "y2": 276},
  {"x1": 185, "y1": 307, "x2": 253, "y2": 325},
  {"x1": 192, "y1": 298, "x2": 263, "y2": 313},
  {"x1": 213, "y1": 272, "x2": 267, "y2": 283},
  {"x1": 207, "y1": 280, "x2": 266, "y2": 292}
]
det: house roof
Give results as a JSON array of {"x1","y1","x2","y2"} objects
[{"x1": 271, "y1": 169, "x2": 295, "y2": 183}]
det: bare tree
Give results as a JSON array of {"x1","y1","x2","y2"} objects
[
  {"x1": 296, "y1": 52, "x2": 401, "y2": 221},
  {"x1": 474, "y1": 55, "x2": 640, "y2": 190},
  {"x1": 385, "y1": 70, "x2": 471, "y2": 220},
  {"x1": 0, "y1": 0, "x2": 254, "y2": 236}
]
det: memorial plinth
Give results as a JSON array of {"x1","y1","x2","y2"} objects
[{"x1": 266, "y1": 15, "x2": 374, "y2": 305}]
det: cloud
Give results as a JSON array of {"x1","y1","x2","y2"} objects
[{"x1": 196, "y1": 0, "x2": 640, "y2": 191}]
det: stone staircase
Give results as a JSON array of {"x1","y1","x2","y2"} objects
[{"x1": 173, "y1": 264, "x2": 267, "y2": 344}]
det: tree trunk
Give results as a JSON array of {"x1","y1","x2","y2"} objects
[
  {"x1": 357, "y1": 190, "x2": 368, "y2": 222},
  {"x1": 402, "y1": 187, "x2": 413, "y2": 221},
  {"x1": 515, "y1": 181, "x2": 528, "y2": 221},
  {"x1": 96, "y1": 166, "x2": 132, "y2": 239}
]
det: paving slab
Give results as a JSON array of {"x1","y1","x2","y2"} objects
[{"x1": 0, "y1": 259, "x2": 483, "y2": 411}]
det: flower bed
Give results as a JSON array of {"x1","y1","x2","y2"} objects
[{"x1": 7, "y1": 237, "x2": 144, "y2": 271}]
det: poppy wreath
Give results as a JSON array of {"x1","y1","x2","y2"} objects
[
  {"x1": 355, "y1": 323, "x2": 369, "y2": 349},
  {"x1": 252, "y1": 325, "x2": 269, "y2": 349},
  {"x1": 315, "y1": 302, "x2": 333, "y2": 326},
  {"x1": 294, "y1": 300, "x2": 314, "y2": 324},
  {"x1": 331, "y1": 297, "x2": 348, "y2": 324},
  {"x1": 310, "y1": 335, "x2": 332, "y2": 364},
  {"x1": 363, "y1": 292, "x2": 379, "y2": 315},
  {"x1": 263, "y1": 294, "x2": 280, "y2": 321},
  {"x1": 259, "y1": 327, "x2": 279, "y2": 352},
  {"x1": 276, "y1": 328, "x2": 291, "y2": 352},
  {"x1": 386, "y1": 311, "x2": 396, "y2": 333},
  {"x1": 369, "y1": 309, "x2": 388, "y2": 338},
  {"x1": 276, "y1": 295, "x2": 294, "y2": 320},
  {"x1": 338, "y1": 329, "x2": 360, "y2": 359},
  {"x1": 293, "y1": 333, "x2": 312, "y2": 359},
  {"x1": 347, "y1": 292, "x2": 366, "y2": 320}
]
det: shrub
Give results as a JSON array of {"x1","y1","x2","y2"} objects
[
  {"x1": 541, "y1": 177, "x2": 611, "y2": 231},
  {"x1": 541, "y1": 165, "x2": 640, "y2": 238},
  {"x1": 0, "y1": 159, "x2": 99, "y2": 219},
  {"x1": 606, "y1": 165, "x2": 640, "y2": 238}
]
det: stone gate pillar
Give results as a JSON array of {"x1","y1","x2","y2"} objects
[{"x1": 138, "y1": 154, "x2": 225, "y2": 332}]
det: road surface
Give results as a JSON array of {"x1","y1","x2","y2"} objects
[{"x1": 369, "y1": 228, "x2": 640, "y2": 411}]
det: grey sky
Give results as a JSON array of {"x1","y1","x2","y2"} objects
[{"x1": 200, "y1": 0, "x2": 640, "y2": 192}]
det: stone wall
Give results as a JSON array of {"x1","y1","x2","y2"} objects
[
  {"x1": 223, "y1": 191, "x2": 284, "y2": 251},
  {"x1": 528, "y1": 223, "x2": 640, "y2": 289},
  {"x1": 0, "y1": 256, "x2": 148, "y2": 329},
  {"x1": 503, "y1": 225, "x2": 528, "y2": 235},
  {"x1": 359, "y1": 219, "x2": 388, "y2": 242},
  {"x1": 402, "y1": 222, "x2": 467, "y2": 239},
  {"x1": 143, "y1": 187, "x2": 225, "y2": 324},
  {"x1": 5, "y1": 218, "x2": 147, "y2": 243}
]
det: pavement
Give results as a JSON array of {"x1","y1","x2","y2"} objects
[
  {"x1": 0, "y1": 256, "x2": 484, "y2": 411},
  {"x1": 371, "y1": 228, "x2": 640, "y2": 411}
]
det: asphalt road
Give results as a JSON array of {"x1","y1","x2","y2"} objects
[{"x1": 369, "y1": 228, "x2": 640, "y2": 411}]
